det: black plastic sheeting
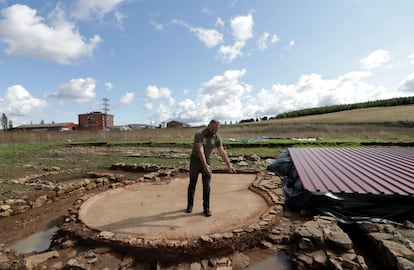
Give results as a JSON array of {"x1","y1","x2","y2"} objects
[{"x1": 267, "y1": 151, "x2": 414, "y2": 224}]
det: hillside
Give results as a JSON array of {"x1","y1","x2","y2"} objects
[
  {"x1": 270, "y1": 96, "x2": 414, "y2": 120},
  {"x1": 217, "y1": 105, "x2": 414, "y2": 141},
  {"x1": 257, "y1": 104, "x2": 414, "y2": 124}
]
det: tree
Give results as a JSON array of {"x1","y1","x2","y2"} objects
[{"x1": 1, "y1": 113, "x2": 7, "y2": 130}]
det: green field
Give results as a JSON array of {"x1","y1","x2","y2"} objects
[{"x1": 0, "y1": 105, "x2": 413, "y2": 181}]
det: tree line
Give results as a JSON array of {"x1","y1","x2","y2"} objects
[{"x1": 240, "y1": 96, "x2": 414, "y2": 123}]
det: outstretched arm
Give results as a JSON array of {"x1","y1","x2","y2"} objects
[{"x1": 217, "y1": 146, "x2": 237, "y2": 173}]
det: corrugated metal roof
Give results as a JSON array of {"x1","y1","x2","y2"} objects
[{"x1": 288, "y1": 147, "x2": 414, "y2": 196}]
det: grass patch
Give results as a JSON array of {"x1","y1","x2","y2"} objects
[
  {"x1": 0, "y1": 182, "x2": 35, "y2": 196},
  {"x1": 0, "y1": 143, "x2": 62, "y2": 178},
  {"x1": 118, "y1": 157, "x2": 189, "y2": 168},
  {"x1": 225, "y1": 147, "x2": 284, "y2": 158}
]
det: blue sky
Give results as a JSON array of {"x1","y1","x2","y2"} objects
[{"x1": 0, "y1": 0, "x2": 413, "y2": 127}]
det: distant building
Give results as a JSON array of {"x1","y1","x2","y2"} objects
[
  {"x1": 166, "y1": 120, "x2": 190, "y2": 128},
  {"x1": 78, "y1": 112, "x2": 114, "y2": 131},
  {"x1": 128, "y1": 123, "x2": 156, "y2": 130},
  {"x1": 12, "y1": 122, "x2": 77, "y2": 132},
  {"x1": 110, "y1": 125, "x2": 132, "y2": 131}
]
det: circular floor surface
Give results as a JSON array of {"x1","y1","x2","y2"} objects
[{"x1": 79, "y1": 174, "x2": 268, "y2": 240}]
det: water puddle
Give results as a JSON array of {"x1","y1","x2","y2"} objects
[
  {"x1": 9, "y1": 225, "x2": 291, "y2": 270},
  {"x1": 245, "y1": 249, "x2": 291, "y2": 270},
  {"x1": 10, "y1": 226, "x2": 58, "y2": 254}
]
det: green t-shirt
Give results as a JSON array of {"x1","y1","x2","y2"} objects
[{"x1": 191, "y1": 128, "x2": 223, "y2": 160}]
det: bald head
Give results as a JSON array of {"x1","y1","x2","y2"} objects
[{"x1": 207, "y1": 119, "x2": 220, "y2": 136}]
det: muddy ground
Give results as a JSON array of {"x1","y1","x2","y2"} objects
[{"x1": 0, "y1": 169, "x2": 147, "y2": 247}]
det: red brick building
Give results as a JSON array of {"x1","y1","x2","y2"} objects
[
  {"x1": 12, "y1": 122, "x2": 77, "y2": 132},
  {"x1": 78, "y1": 112, "x2": 114, "y2": 131}
]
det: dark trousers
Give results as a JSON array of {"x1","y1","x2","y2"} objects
[{"x1": 187, "y1": 156, "x2": 211, "y2": 210}]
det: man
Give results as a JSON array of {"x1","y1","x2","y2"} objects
[{"x1": 186, "y1": 119, "x2": 237, "y2": 217}]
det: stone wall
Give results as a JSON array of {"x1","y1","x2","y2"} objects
[
  {"x1": 355, "y1": 221, "x2": 414, "y2": 269},
  {"x1": 55, "y1": 171, "x2": 283, "y2": 265}
]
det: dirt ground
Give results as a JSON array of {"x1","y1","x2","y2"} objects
[
  {"x1": 4, "y1": 145, "x2": 412, "y2": 269},
  {"x1": 0, "y1": 167, "x2": 297, "y2": 270},
  {"x1": 0, "y1": 169, "x2": 146, "y2": 247},
  {"x1": 0, "y1": 145, "x2": 257, "y2": 248}
]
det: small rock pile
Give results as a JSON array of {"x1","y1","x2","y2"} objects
[
  {"x1": 0, "y1": 244, "x2": 25, "y2": 270},
  {"x1": 289, "y1": 216, "x2": 368, "y2": 270},
  {"x1": 355, "y1": 221, "x2": 414, "y2": 269},
  {"x1": 0, "y1": 171, "x2": 122, "y2": 218},
  {"x1": 110, "y1": 162, "x2": 162, "y2": 172}
]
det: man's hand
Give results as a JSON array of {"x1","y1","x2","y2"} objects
[
  {"x1": 228, "y1": 165, "x2": 237, "y2": 174},
  {"x1": 204, "y1": 164, "x2": 212, "y2": 174}
]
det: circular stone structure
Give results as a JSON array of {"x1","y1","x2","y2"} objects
[
  {"x1": 79, "y1": 174, "x2": 267, "y2": 239},
  {"x1": 60, "y1": 172, "x2": 282, "y2": 264}
]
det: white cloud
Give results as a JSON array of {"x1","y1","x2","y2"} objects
[
  {"x1": 191, "y1": 27, "x2": 224, "y2": 48},
  {"x1": 216, "y1": 14, "x2": 255, "y2": 62},
  {"x1": 0, "y1": 4, "x2": 101, "y2": 64},
  {"x1": 144, "y1": 85, "x2": 176, "y2": 122},
  {"x1": 408, "y1": 54, "x2": 414, "y2": 65},
  {"x1": 216, "y1": 17, "x2": 224, "y2": 28},
  {"x1": 172, "y1": 69, "x2": 402, "y2": 125},
  {"x1": 257, "y1": 32, "x2": 279, "y2": 50},
  {"x1": 114, "y1": 11, "x2": 124, "y2": 25},
  {"x1": 257, "y1": 32, "x2": 269, "y2": 50},
  {"x1": 175, "y1": 99, "x2": 211, "y2": 124},
  {"x1": 1, "y1": 85, "x2": 47, "y2": 116},
  {"x1": 151, "y1": 20, "x2": 164, "y2": 31},
  {"x1": 47, "y1": 77, "x2": 96, "y2": 103},
  {"x1": 119, "y1": 92, "x2": 134, "y2": 105},
  {"x1": 145, "y1": 85, "x2": 172, "y2": 100},
  {"x1": 105, "y1": 82, "x2": 114, "y2": 89},
  {"x1": 271, "y1": 34, "x2": 280, "y2": 44},
  {"x1": 71, "y1": 0, "x2": 125, "y2": 20},
  {"x1": 172, "y1": 20, "x2": 223, "y2": 48},
  {"x1": 144, "y1": 102, "x2": 153, "y2": 110},
  {"x1": 153, "y1": 103, "x2": 172, "y2": 122},
  {"x1": 175, "y1": 69, "x2": 252, "y2": 123},
  {"x1": 254, "y1": 71, "x2": 388, "y2": 116},
  {"x1": 218, "y1": 40, "x2": 245, "y2": 63},
  {"x1": 278, "y1": 39, "x2": 296, "y2": 58},
  {"x1": 172, "y1": 15, "x2": 253, "y2": 62},
  {"x1": 201, "y1": 69, "x2": 250, "y2": 95},
  {"x1": 230, "y1": 14, "x2": 253, "y2": 41},
  {"x1": 397, "y1": 73, "x2": 414, "y2": 93},
  {"x1": 360, "y1": 49, "x2": 391, "y2": 69}
]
